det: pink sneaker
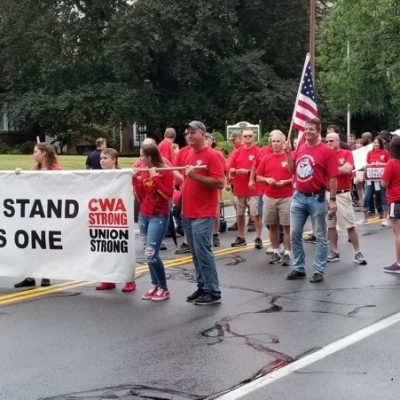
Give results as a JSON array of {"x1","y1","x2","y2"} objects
[
  {"x1": 384, "y1": 263, "x2": 400, "y2": 274},
  {"x1": 142, "y1": 285, "x2": 158, "y2": 300},
  {"x1": 122, "y1": 282, "x2": 137, "y2": 292},
  {"x1": 151, "y1": 288, "x2": 170, "y2": 301}
]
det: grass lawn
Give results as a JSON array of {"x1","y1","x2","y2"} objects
[
  {"x1": 0, "y1": 154, "x2": 137, "y2": 170},
  {"x1": 0, "y1": 154, "x2": 231, "y2": 200}
]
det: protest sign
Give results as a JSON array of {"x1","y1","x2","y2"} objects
[
  {"x1": 353, "y1": 144, "x2": 373, "y2": 171},
  {"x1": 0, "y1": 170, "x2": 135, "y2": 282}
]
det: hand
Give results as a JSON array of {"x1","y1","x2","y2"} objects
[
  {"x1": 15, "y1": 168, "x2": 22, "y2": 175},
  {"x1": 275, "y1": 180, "x2": 286, "y2": 187},
  {"x1": 229, "y1": 168, "x2": 236, "y2": 176},
  {"x1": 328, "y1": 199, "x2": 337, "y2": 213},
  {"x1": 225, "y1": 185, "x2": 231, "y2": 192},
  {"x1": 248, "y1": 179, "x2": 255, "y2": 190},
  {"x1": 131, "y1": 167, "x2": 140, "y2": 177},
  {"x1": 266, "y1": 177, "x2": 276, "y2": 185},
  {"x1": 148, "y1": 167, "x2": 159, "y2": 177},
  {"x1": 237, "y1": 168, "x2": 249, "y2": 174},
  {"x1": 283, "y1": 141, "x2": 292, "y2": 153},
  {"x1": 185, "y1": 165, "x2": 197, "y2": 179}
]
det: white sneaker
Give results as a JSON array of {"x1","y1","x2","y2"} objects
[
  {"x1": 357, "y1": 218, "x2": 368, "y2": 225},
  {"x1": 279, "y1": 243, "x2": 285, "y2": 254},
  {"x1": 265, "y1": 246, "x2": 273, "y2": 254},
  {"x1": 381, "y1": 219, "x2": 389, "y2": 227}
]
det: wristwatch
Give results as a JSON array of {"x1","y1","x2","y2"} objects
[{"x1": 330, "y1": 197, "x2": 336, "y2": 201}]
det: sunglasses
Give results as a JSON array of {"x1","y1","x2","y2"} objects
[
  {"x1": 326, "y1": 140, "x2": 336, "y2": 143},
  {"x1": 243, "y1": 135, "x2": 253, "y2": 138}
]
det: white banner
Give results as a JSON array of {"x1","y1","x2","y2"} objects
[
  {"x1": 353, "y1": 143, "x2": 373, "y2": 171},
  {"x1": 0, "y1": 170, "x2": 135, "y2": 283}
]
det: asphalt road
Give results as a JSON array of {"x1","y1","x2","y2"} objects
[{"x1": 1, "y1": 207, "x2": 400, "y2": 400}]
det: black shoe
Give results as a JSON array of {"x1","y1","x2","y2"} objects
[
  {"x1": 304, "y1": 234, "x2": 317, "y2": 244},
  {"x1": 286, "y1": 270, "x2": 306, "y2": 280},
  {"x1": 41, "y1": 278, "x2": 51, "y2": 287},
  {"x1": 228, "y1": 222, "x2": 238, "y2": 231},
  {"x1": 160, "y1": 242, "x2": 167, "y2": 251},
  {"x1": 247, "y1": 223, "x2": 256, "y2": 233},
  {"x1": 186, "y1": 288, "x2": 204, "y2": 302},
  {"x1": 14, "y1": 278, "x2": 36, "y2": 288},
  {"x1": 254, "y1": 238, "x2": 263, "y2": 249},
  {"x1": 231, "y1": 237, "x2": 247, "y2": 247},
  {"x1": 310, "y1": 273, "x2": 323, "y2": 283},
  {"x1": 175, "y1": 242, "x2": 191, "y2": 254},
  {"x1": 213, "y1": 236, "x2": 221, "y2": 247},
  {"x1": 194, "y1": 293, "x2": 221, "y2": 305}
]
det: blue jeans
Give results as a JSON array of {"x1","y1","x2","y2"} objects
[
  {"x1": 290, "y1": 191, "x2": 328, "y2": 275},
  {"x1": 138, "y1": 212, "x2": 169, "y2": 289},
  {"x1": 182, "y1": 216, "x2": 221, "y2": 296},
  {"x1": 258, "y1": 195, "x2": 263, "y2": 218},
  {"x1": 363, "y1": 182, "x2": 388, "y2": 212}
]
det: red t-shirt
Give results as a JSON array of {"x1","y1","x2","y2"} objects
[
  {"x1": 174, "y1": 145, "x2": 191, "y2": 168},
  {"x1": 334, "y1": 149, "x2": 354, "y2": 190},
  {"x1": 131, "y1": 157, "x2": 171, "y2": 186},
  {"x1": 181, "y1": 146, "x2": 225, "y2": 218},
  {"x1": 382, "y1": 159, "x2": 400, "y2": 204},
  {"x1": 51, "y1": 164, "x2": 62, "y2": 170},
  {"x1": 294, "y1": 142, "x2": 338, "y2": 193},
  {"x1": 133, "y1": 170, "x2": 174, "y2": 217},
  {"x1": 366, "y1": 149, "x2": 390, "y2": 165},
  {"x1": 227, "y1": 145, "x2": 260, "y2": 196},
  {"x1": 256, "y1": 153, "x2": 293, "y2": 198},
  {"x1": 253, "y1": 146, "x2": 273, "y2": 194},
  {"x1": 158, "y1": 139, "x2": 174, "y2": 164}
]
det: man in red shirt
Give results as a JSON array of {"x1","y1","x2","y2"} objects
[
  {"x1": 158, "y1": 127, "x2": 176, "y2": 164},
  {"x1": 256, "y1": 130, "x2": 293, "y2": 266},
  {"x1": 284, "y1": 118, "x2": 338, "y2": 283},
  {"x1": 325, "y1": 132, "x2": 367, "y2": 265},
  {"x1": 227, "y1": 129, "x2": 263, "y2": 249},
  {"x1": 181, "y1": 121, "x2": 225, "y2": 305}
]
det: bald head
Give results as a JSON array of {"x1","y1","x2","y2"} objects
[
  {"x1": 362, "y1": 132, "x2": 373, "y2": 145},
  {"x1": 326, "y1": 132, "x2": 340, "y2": 151},
  {"x1": 142, "y1": 138, "x2": 156, "y2": 146}
]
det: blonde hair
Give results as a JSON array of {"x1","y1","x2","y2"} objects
[{"x1": 101, "y1": 148, "x2": 120, "y2": 169}]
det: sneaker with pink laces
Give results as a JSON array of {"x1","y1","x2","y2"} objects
[
  {"x1": 142, "y1": 285, "x2": 158, "y2": 300},
  {"x1": 384, "y1": 263, "x2": 400, "y2": 274},
  {"x1": 151, "y1": 288, "x2": 170, "y2": 301}
]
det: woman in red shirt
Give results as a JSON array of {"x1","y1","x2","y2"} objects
[
  {"x1": 360, "y1": 136, "x2": 390, "y2": 225},
  {"x1": 14, "y1": 143, "x2": 62, "y2": 288},
  {"x1": 132, "y1": 144, "x2": 174, "y2": 301},
  {"x1": 95, "y1": 148, "x2": 137, "y2": 292},
  {"x1": 382, "y1": 136, "x2": 400, "y2": 272}
]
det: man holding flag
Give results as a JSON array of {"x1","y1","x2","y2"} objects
[{"x1": 283, "y1": 55, "x2": 338, "y2": 283}]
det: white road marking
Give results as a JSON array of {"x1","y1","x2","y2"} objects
[{"x1": 216, "y1": 311, "x2": 400, "y2": 399}]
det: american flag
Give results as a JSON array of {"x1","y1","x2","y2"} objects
[{"x1": 292, "y1": 54, "x2": 319, "y2": 145}]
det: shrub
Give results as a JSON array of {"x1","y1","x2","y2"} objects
[
  {"x1": 19, "y1": 141, "x2": 36, "y2": 155},
  {"x1": 212, "y1": 131, "x2": 225, "y2": 143},
  {"x1": 0, "y1": 140, "x2": 12, "y2": 154},
  {"x1": 216, "y1": 141, "x2": 233, "y2": 156},
  {"x1": 255, "y1": 133, "x2": 269, "y2": 148}
]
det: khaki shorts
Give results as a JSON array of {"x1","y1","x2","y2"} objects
[
  {"x1": 354, "y1": 171, "x2": 364, "y2": 184},
  {"x1": 262, "y1": 195, "x2": 292, "y2": 226},
  {"x1": 326, "y1": 191, "x2": 355, "y2": 229},
  {"x1": 236, "y1": 196, "x2": 259, "y2": 216},
  {"x1": 229, "y1": 190, "x2": 237, "y2": 207}
]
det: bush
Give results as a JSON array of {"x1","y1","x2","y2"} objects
[
  {"x1": 216, "y1": 141, "x2": 233, "y2": 156},
  {"x1": 0, "y1": 140, "x2": 12, "y2": 154},
  {"x1": 212, "y1": 131, "x2": 225, "y2": 143},
  {"x1": 255, "y1": 133, "x2": 269, "y2": 148},
  {"x1": 19, "y1": 141, "x2": 36, "y2": 155}
]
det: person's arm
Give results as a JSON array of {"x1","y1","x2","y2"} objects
[
  {"x1": 86, "y1": 165, "x2": 91, "y2": 170},
  {"x1": 85, "y1": 155, "x2": 91, "y2": 170},
  {"x1": 338, "y1": 162, "x2": 353, "y2": 175},
  {"x1": 284, "y1": 142, "x2": 295, "y2": 175},
  {"x1": 381, "y1": 161, "x2": 392, "y2": 188},
  {"x1": 381, "y1": 180, "x2": 389, "y2": 188},
  {"x1": 328, "y1": 177, "x2": 337, "y2": 213},
  {"x1": 150, "y1": 170, "x2": 174, "y2": 199}
]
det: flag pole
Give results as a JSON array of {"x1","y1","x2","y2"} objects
[{"x1": 287, "y1": 53, "x2": 311, "y2": 141}]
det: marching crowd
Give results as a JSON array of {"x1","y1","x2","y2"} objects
[{"x1": 11, "y1": 119, "x2": 400, "y2": 305}]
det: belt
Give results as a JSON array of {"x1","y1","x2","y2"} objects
[
  {"x1": 337, "y1": 189, "x2": 350, "y2": 194},
  {"x1": 298, "y1": 191, "x2": 319, "y2": 197}
]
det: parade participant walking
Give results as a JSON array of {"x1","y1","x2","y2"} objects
[
  {"x1": 181, "y1": 121, "x2": 225, "y2": 305},
  {"x1": 382, "y1": 136, "x2": 400, "y2": 273},
  {"x1": 14, "y1": 143, "x2": 62, "y2": 288},
  {"x1": 132, "y1": 144, "x2": 174, "y2": 301},
  {"x1": 256, "y1": 130, "x2": 293, "y2": 266},
  {"x1": 85, "y1": 137, "x2": 106, "y2": 170},
  {"x1": 95, "y1": 148, "x2": 137, "y2": 292},
  {"x1": 227, "y1": 129, "x2": 263, "y2": 249},
  {"x1": 158, "y1": 127, "x2": 176, "y2": 164},
  {"x1": 325, "y1": 133, "x2": 367, "y2": 265},
  {"x1": 358, "y1": 136, "x2": 390, "y2": 226},
  {"x1": 284, "y1": 118, "x2": 338, "y2": 283}
]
